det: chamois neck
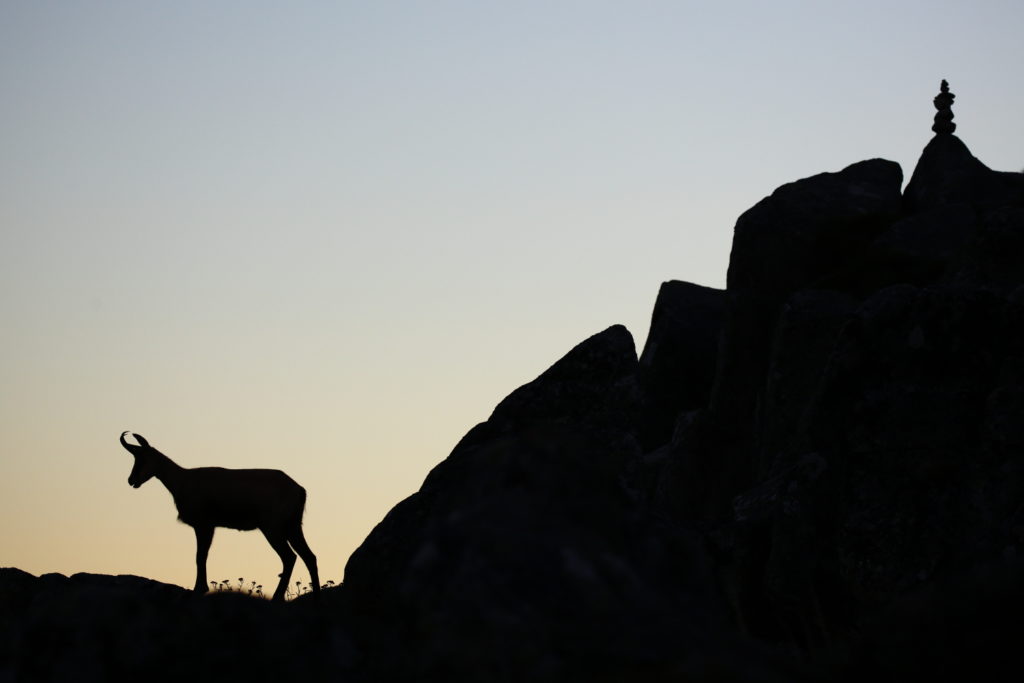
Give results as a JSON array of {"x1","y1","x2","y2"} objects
[{"x1": 152, "y1": 451, "x2": 187, "y2": 489}]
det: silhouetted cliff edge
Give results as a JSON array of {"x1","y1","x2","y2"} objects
[
  {"x1": 5, "y1": 120, "x2": 1024, "y2": 681},
  {"x1": 342, "y1": 127, "x2": 1024, "y2": 681}
]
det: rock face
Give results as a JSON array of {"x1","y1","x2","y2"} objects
[
  {"x1": 904, "y1": 133, "x2": 1024, "y2": 212},
  {"x1": 713, "y1": 158, "x2": 904, "y2": 430},
  {"x1": 637, "y1": 281, "x2": 725, "y2": 450},
  {"x1": 343, "y1": 120, "x2": 1024, "y2": 678},
  {"x1": 654, "y1": 128, "x2": 1024, "y2": 671},
  {"x1": 343, "y1": 326, "x2": 799, "y2": 681}
]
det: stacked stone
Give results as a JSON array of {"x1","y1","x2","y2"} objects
[{"x1": 932, "y1": 79, "x2": 956, "y2": 134}]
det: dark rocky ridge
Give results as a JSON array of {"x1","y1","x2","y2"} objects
[
  {"x1": 5, "y1": 87, "x2": 1024, "y2": 681},
  {"x1": 0, "y1": 569, "x2": 354, "y2": 682}
]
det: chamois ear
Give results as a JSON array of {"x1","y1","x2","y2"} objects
[{"x1": 133, "y1": 433, "x2": 151, "y2": 448}]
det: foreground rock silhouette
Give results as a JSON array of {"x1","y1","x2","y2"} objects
[
  {"x1": 4, "y1": 83, "x2": 1023, "y2": 681},
  {"x1": 0, "y1": 569, "x2": 354, "y2": 682}
]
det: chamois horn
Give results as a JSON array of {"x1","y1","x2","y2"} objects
[{"x1": 120, "y1": 431, "x2": 150, "y2": 455}]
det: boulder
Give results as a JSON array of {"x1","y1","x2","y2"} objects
[
  {"x1": 710, "y1": 137, "x2": 1023, "y2": 660},
  {"x1": 718, "y1": 280, "x2": 1024, "y2": 658},
  {"x1": 653, "y1": 121, "x2": 1024, "y2": 671},
  {"x1": 953, "y1": 206, "x2": 1024, "y2": 289},
  {"x1": 343, "y1": 326, "x2": 803, "y2": 682},
  {"x1": 636, "y1": 281, "x2": 725, "y2": 451},
  {"x1": 757, "y1": 289, "x2": 859, "y2": 476},
  {"x1": 660, "y1": 160, "x2": 904, "y2": 521},
  {"x1": 903, "y1": 134, "x2": 1024, "y2": 213},
  {"x1": 714, "y1": 158, "x2": 904, "y2": 425}
]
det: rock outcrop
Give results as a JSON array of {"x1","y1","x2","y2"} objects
[
  {"x1": 343, "y1": 80, "x2": 1024, "y2": 679},
  {"x1": 0, "y1": 569, "x2": 354, "y2": 682},
  {"x1": 650, "y1": 82, "x2": 1024, "y2": 673},
  {"x1": 343, "y1": 326, "x2": 800, "y2": 681},
  {"x1": 637, "y1": 281, "x2": 725, "y2": 450}
]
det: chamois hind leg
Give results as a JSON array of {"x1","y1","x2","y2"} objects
[
  {"x1": 194, "y1": 526, "x2": 214, "y2": 593},
  {"x1": 288, "y1": 525, "x2": 320, "y2": 595},
  {"x1": 261, "y1": 526, "x2": 296, "y2": 601}
]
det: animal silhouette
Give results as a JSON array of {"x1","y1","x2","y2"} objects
[{"x1": 119, "y1": 431, "x2": 319, "y2": 601}]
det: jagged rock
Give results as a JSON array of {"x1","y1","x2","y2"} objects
[
  {"x1": 339, "y1": 117, "x2": 1021, "y2": 677},
  {"x1": 801, "y1": 285, "x2": 1024, "y2": 600},
  {"x1": 863, "y1": 204, "x2": 975, "y2": 286},
  {"x1": 651, "y1": 114, "x2": 1024, "y2": 673},
  {"x1": 758, "y1": 289, "x2": 859, "y2": 476},
  {"x1": 954, "y1": 206, "x2": 1024, "y2": 289},
  {"x1": 660, "y1": 160, "x2": 903, "y2": 522},
  {"x1": 714, "y1": 158, "x2": 904, "y2": 424},
  {"x1": 845, "y1": 560, "x2": 1024, "y2": 682},
  {"x1": 636, "y1": 281, "x2": 725, "y2": 451},
  {"x1": 473, "y1": 323, "x2": 641, "y2": 440},
  {"x1": 707, "y1": 282, "x2": 1024, "y2": 651},
  {"x1": 737, "y1": 148, "x2": 1020, "y2": 662},
  {"x1": 343, "y1": 326, "x2": 804, "y2": 682},
  {"x1": 904, "y1": 134, "x2": 1024, "y2": 212}
]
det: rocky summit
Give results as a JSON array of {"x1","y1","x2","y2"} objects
[{"x1": 4, "y1": 83, "x2": 1024, "y2": 681}]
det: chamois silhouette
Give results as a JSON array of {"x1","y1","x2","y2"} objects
[{"x1": 119, "y1": 431, "x2": 319, "y2": 601}]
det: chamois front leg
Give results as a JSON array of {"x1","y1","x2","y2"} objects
[{"x1": 194, "y1": 526, "x2": 214, "y2": 593}]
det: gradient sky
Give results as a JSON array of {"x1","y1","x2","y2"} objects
[{"x1": 2, "y1": 1, "x2": 1023, "y2": 591}]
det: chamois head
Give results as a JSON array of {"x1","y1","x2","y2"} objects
[{"x1": 120, "y1": 431, "x2": 158, "y2": 488}]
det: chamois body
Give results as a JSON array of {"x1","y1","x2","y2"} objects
[
  {"x1": 168, "y1": 467, "x2": 305, "y2": 531},
  {"x1": 120, "y1": 432, "x2": 319, "y2": 601}
]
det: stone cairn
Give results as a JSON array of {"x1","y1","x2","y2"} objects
[{"x1": 932, "y1": 79, "x2": 956, "y2": 135}]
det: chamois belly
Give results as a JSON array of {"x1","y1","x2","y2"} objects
[
  {"x1": 167, "y1": 471, "x2": 301, "y2": 532},
  {"x1": 175, "y1": 495, "x2": 278, "y2": 531},
  {"x1": 171, "y1": 467, "x2": 303, "y2": 531}
]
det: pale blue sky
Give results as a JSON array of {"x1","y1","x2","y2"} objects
[{"x1": 2, "y1": 1, "x2": 1022, "y2": 588}]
